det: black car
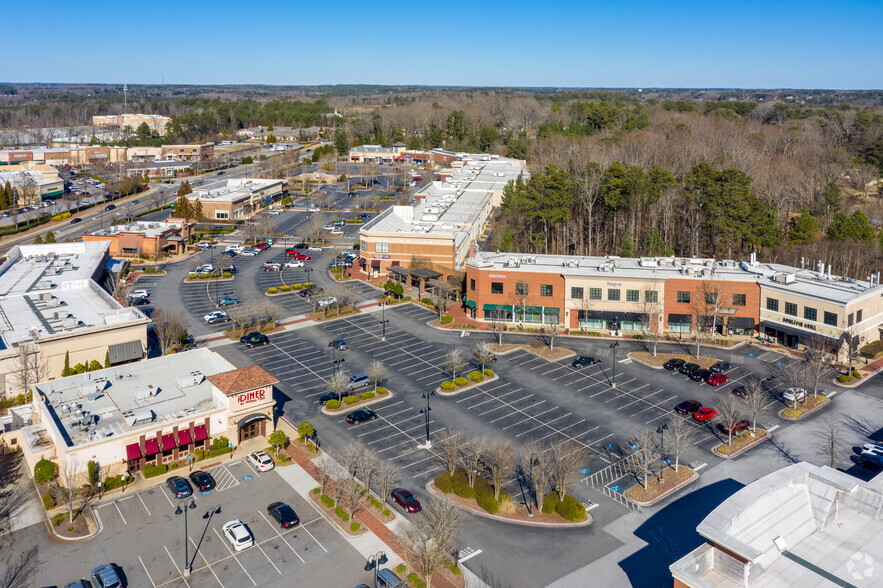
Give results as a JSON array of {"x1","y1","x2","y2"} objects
[
  {"x1": 293, "y1": 243, "x2": 308, "y2": 250},
  {"x1": 732, "y1": 385, "x2": 747, "y2": 398},
  {"x1": 240, "y1": 332, "x2": 269, "y2": 347},
  {"x1": 675, "y1": 400, "x2": 702, "y2": 415},
  {"x1": 572, "y1": 356, "x2": 597, "y2": 368},
  {"x1": 319, "y1": 391, "x2": 343, "y2": 405},
  {"x1": 104, "y1": 204, "x2": 116, "y2": 211},
  {"x1": 328, "y1": 339, "x2": 347, "y2": 350},
  {"x1": 166, "y1": 476, "x2": 193, "y2": 498},
  {"x1": 267, "y1": 502, "x2": 299, "y2": 528},
  {"x1": 129, "y1": 297, "x2": 151, "y2": 307},
  {"x1": 678, "y1": 362, "x2": 700, "y2": 375},
  {"x1": 346, "y1": 409, "x2": 378, "y2": 424},
  {"x1": 663, "y1": 358, "x2": 686, "y2": 370},
  {"x1": 189, "y1": 470, "x2": 216, "y2": 491},
  {"x1": 69, "y1": 217, "x2": 83, "y2": 225},
  {"x1": 298, "y1": 286, "x2": 318, "y2": 298},
  {"x1": 710, "y1": 361, "x2": 731, "y2": 373},
  {"x1": 689, "y1": 368, "x2": 712, "y2": 382},
  {"x1": 140, "y1": 307, "x2": 155, "y2": 317}
]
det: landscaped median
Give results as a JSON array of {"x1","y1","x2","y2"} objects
[
  {"x1": 488, "y1": 342, "x2": 576, "y2": 361},
  {"x1": 184, "y1": 272, "x2": 233, "y2": 283},
  {"x1": 629, "y1": 352, "x2": 720, "y2": 369},
  {"x1": 779, "y1": 395, "x2": 830, "y2": 421},
  {"x1": 436, "y1": 370, "x2": 497, "y2": 396},
  {"x1": 308, "y1": 480, "x2": 395, "y2": 537},
  {"x1": 626, "y1": 466, "x2": 698, "y2": 507},
  {"x1": 266, "y1": 282, "x2": 315, "y2": 296},
  {"x1": 321, "y1": 388, "x2": 394, "y2": 415},
  {"x1": 712, "y1": 428, "x2": 770, "y2": 458},
  {"x1": 429, "y1": 467, "x2": 592, "y2": 527}
]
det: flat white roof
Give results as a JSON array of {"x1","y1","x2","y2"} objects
[
  {"x1": 89, "y1": 220, "x2": 187, "y2": 238},
  {"x1": 190, "y1": 178, "x2": 282, "y2": 203}
]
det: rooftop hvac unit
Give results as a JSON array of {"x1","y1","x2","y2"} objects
[
  {"x1": 79, "y1": 377, "x2": 108, "y2": 395},
  {"x1": 128, "y1": 408, "x2": 154, "y2": 427},
  {"x1": 639, "y1": 258, "x2": 658, "y2": 267},
  {"x1": 62, "y1": 318, "x2": 77, "y2": 329},
  {"x1": 176, "y1": 371, "x2": 204, "y2": 388},
  {"x1": 774, "y1": 273, "x2": 796, "y2": 284},
  {"x1": 506, "y1": 257, "x2": 521, "y2": 267},
  {"x1": 134, "y1": 385, "x2": 159, "y2": 402},
  {"x1": 46, "y1": 298, "x2": 59, "y2": 308}
]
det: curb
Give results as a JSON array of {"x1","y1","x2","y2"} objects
[
  {"x1": 182, "y1": 276, "x2": 235, "y2": 284},
  {"x1": 831, "y1": 374, "x2": 876, "y2": 389},
  {"x1": 627, "y1": 353, "x2": 665, "y2": 369},
  {"x1": 424, "y1": 482, "x2": 593, "y2": 528},
  {"x1": 778, "y1": 396, "x2": 831, "y2": 421},
  {"x1": 487, "y1": 345, "x2": 521, "y2": 357},
  {"x1": 712, "y1": 430, "x2": 771, "y2": 459},
  {"x1": 626, "y1": 468, "x2": 699, "y2": 507},
  {"x1": 526, "y1": 346, "x2": 577, "y2": 362},
  {"x1": 322, "y1": 390, "x2": 395, "y2": 416},
  {"x1": 436, "y1": 375, "x2": 499, "y2": 396}
]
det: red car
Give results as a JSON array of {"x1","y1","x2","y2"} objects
[
  {"x1": 705, "y1": 373, "x2": 729, "y2": 386},
  {"x1": 693, "y1": 407, "x2": 717, "y2": 422},
  {"x1": 719, "y1": 419, "x2": 750, "y2": 434},
  {"x1": 390, "y1": 488, "x2": 422, "y2": 513},
  {"x1": 254, "y1": 243, "x2": 270, "y2": 250},
  {"x1": 290, "y1": 253, "x2": 310, "y2": 260}
]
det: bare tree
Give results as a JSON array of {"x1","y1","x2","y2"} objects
[
  {"x1": 483, "y1": 438, "x2": 515, "y2": 501},
  {"x1": 11, "y1": 344, "x2": 46, "y2": 397},
  {"x1": 367, "y1": 360, "x2": 388, "y2": 394},
  {"x1": 626, "y1": 429, "x2": 660, "y2": 490},
  {"x1": 471, "y1": 342, "x2": 495, "y2": 373},
  {"x1": 375, "y1": 460, "x2": 399, "y2": 506},
  {"x1": 489, "y1": 308, "x2": 506, "y2": 345},
  {"x1": 814, "y1": 415, "x2": 845, "y2": 468},
  {"x1": 742, "y1": 377, "x2": 769, "y2": 432},
  {"x1": 303, "y1": 214, "x2": 326, "y2": 244},
  {"x1": 339, "y1": 478, "x2": 363, "y2": 520},
  {"x1": 106, "y1": 270, "x2": 130, "y2": 301},
  {"x1": 637, "y1": 283, "x2": 663, "y2": 356},
  {"x1": 519, "y1": 439, "x2": 552, "y2": 512},
  {"x1": 665, "y1": 416, "x2": 695, "y2": 473},
  {"x1": 325, "y1": 371, "x2": 350, "y2": 402},
  {"x1": 397, "y1": 495, "x2": 463, "y2": 588},
  {"x1": 434, "y1": 430, "x2": 462, "y2": 477},
  {"x1": 340, "y1": 441, "x2": 365, "y2": 480},
  {"x1": 548, "y1": 440, "x2": 589, "y2": 499},
  {"x1": 542, "y1": 323, "x2": 560, "y2": 350},
  {"x1": 509, "y1": 282, "x2": 529, "y2": 325},
  {"x1": 460, "y1": 436, "x2": 488, "y2": 488},
  {"x1": 805, "y1": 335, "x2": 833, "y2": 398},
  {"x1": 258, "y1": 300, "x2": 285, "y2": 325},
  {"x1": 776, "y1": 362, "x2": 806, "y2": 410},
  {"x1": 716, "y1": 394, "x2": 744, "y2": 446},
  {"x1": 356, "y1": 449, "x2": 379, "y2": 496},
  {"x1": 442, "y1": 350, "x2": 467, "y2": 382},
  {"x1": 51, "y1": 456, "x2": 83, "y2": 522},
  {"x1": 152, "y1": 308, "x2": 189, "y2": 355}
]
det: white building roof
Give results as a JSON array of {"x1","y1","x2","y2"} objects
[
  {"x1": 189, "y1": 178, "x2": 282, "y2": 203},
  {"x1": 89, "y1": 220, "x2": 188, "y2": 239}
]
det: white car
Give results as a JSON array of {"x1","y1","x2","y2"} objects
[
  {"x1": 203, "y1": 310, "x2": 228, "y2": 322},
  {"x1": 863, "y1": 443, "x2": 883, "y2": 453},
  {"x1": 268, "y1": 210, "x2": 281, "y2": 216},
  {"x1": 196, "y1": 241, "x2": 213, "y2": 249},
  {"x1": 285, "y1": 260, "x2": 305, "y2": 268},
  {"x1": 307, "y1": 245, "x2": 323, "y2": 252},
  {"x1": 329, "y1": 228, "x2": 344, "y2": 236},
  {"x1": 248, "y1": 450, "x2": 275, "y2": 472},
  {"x1": 225, "y1": 245, "x2": 243, "y2": 252},
  {"x1": 781, "y1": 387, "x2": 807, "y2": 402},
  {"x1": 308, "y1": 206, "x2": 321, "y2": 212},
  {"x1": 222, "y1": 520, "x2": 253, "y2": 551},
  {"x1": 128, "y1": 289, "x2": 148, "y2": 299},
  {"x1": 239, "y1": 249, "x2": 258, "y2": 257},
  {"x1": 196, "y1": 264, "x2": 214, "y2": 273},
  {"x1": 317, "y1": 296, "x2": 338, "y2": 308},
  {"x1": 322, "y1": 224, "x2": 334, "y2": 231}
]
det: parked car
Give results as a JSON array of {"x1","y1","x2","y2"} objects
[
  {"x1": 263, "y1": 262, "x2": 282, "y2": 272},
  {"x1": 390, "y1": 488, "x2": 422, "y2": 513},
  {"x1": 319, "y1": 391, "x2": 344, "y2": 405},
  {"x1": 189, "y1": 470, "x2": 216, "y2": 491},
  {"x1": 308, "y1": 206, "x2": 321, "y2": 212},
  {"x1": 710, "y1": 361, "x2": 731, "y2": 373},
  {"x1": 248, "y1": 450, "x2": 275, "y2": 472},
  {"x1": 218, "y1": 297, "x2": 240, "y2": 306},
  {"x1": 782, "y1": 387, "x2": 807, "y2": 403},
  {"x1": 129, "y1": 297, "x2": 151, "y2": 307},
  {"x1": 140, "y1": 307, "x2": 155, "y2": 317},
  {"x1": 705, "y1": 373, "x2": 729, "y2": 386},
  {"x1": 91, "y1": 564, "x2": 123, "y2": 588},
  {"x1": 290, "y1": 253, "x2": 311, "y2": 260},
  {"x1": 689, "y1": 368, "x2": 712, "y2": 382},
  {"x1": 678, "y1": 362, "x2": 700, "y2": 375},
  {"x1": 322, "y1": 224, "x2": 334, "y2": 231},
  {"x1": 267, "y1": 502, "x2": 299, "y2": 528},
  {"x1": 663, "y1": 358, "x2": 686, "y2": 370},
  {"x1": 328, "y1": 339, "x2": 347, "y2": 350},
  {"x1": 347, "y1": 373, "x2": 371, "y2": 391},
  {"x1": 64, "y1": 579, "x2": 91, "y2": 588},
  {"x1": 204, "y1": 310, "x2": 230, "y2": 323},
  {"x1": 285, "y1": 260, "x2": 305, "y2": 268},
  {"x1": 254, "y1": 243, "x2": 270, "y2": 250},
  {"x1": 166, "y1": 476, "x2": 193, "y2": 499},
  {"x1": 222, "y1": 520, "x2": 254, "y2": 551},
  {"x1": 693, "y1": 407, "x2": 717, "y2": 422},
  {"x1": 129, "y1": 289, "x2": 149, "y2": 299},
  {"x1": 196, "y1": 264, "x2": 214, "y2": 274},
  {"x1": 307, "y1": 245, "x2": 323, "y2": 252},
  {"x1": 858, "y1": 453, "x2": 883, "y2": 471},
  {"x1": 239, "y1": 249, "x2": 258, "y2": 257},
  {"x1": 298, "y1": 286, "x2": 318, "y2": 298},
  {"x1": 572, "y1": 356, "x2": 597, "y2": 368},
  {"x1": 292, "y1": 243, "x2": 309, "y2": 250},
  {"x1": 240, "y1": 332, "x2": 269, "y2": 347},
  {"x1": 330, "y1": 228, "x2": 344, "y2": 236},
  {"x1": 358, "y1": 213, "x2": 371, "y2": 219},
  {"x1": 330, "y1": 259, "x2": 352, "y2": 269},
  {"x1": 675, "y1": 400, "x2": 702, "y2": 415},
  {"x1": 719, "y1": 419, "x2": 750, "y2": 434},
  {"x1": 346, "y1": 409, "x2": 378, "y2": 424}
]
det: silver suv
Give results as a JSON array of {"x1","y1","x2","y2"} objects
[{"x1": 347, "y1": 373, "x2": 370, "y2": 391}]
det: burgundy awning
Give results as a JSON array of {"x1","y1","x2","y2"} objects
[
  {"x1": 144, "y1": 438, "x2": 159, "y2": 456},
  {"x1": 390, "y1": 261, "x2": 400, "y2": 266},
  {"x1": 193, "y1": 424, "x2": 208, "y2": 442},
  {"x1": 161, "y1": 433, "x2": 176, "y2": 451},
  {"x1": 176, "y1": 429, "x2": 192, "y2": 446},
  {"x1": 126, "y1": 443, "x2": 141, "y2": 461},
  {"x1": 371, "y1": 260, "x2": 381, "y2": 268}
]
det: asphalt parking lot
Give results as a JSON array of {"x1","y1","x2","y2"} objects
[{"x1": 35, "y1": 457, "x2": 367, "y2": 588}]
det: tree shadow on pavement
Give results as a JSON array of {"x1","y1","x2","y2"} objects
[
  {"x1": 842, "y1": 415, "x2": 882, "y2": 441},
  {"x1": 767, "y1": 437, "x2": 801, "y2": 465},
  {"x1": 619, "y1": 478, "x2": 743, "y2": 588}
]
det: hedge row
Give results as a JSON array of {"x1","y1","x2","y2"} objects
[
  {"x1": 143, "y1": 464, "x2": 168, "y2": 478},
  {"x1": 469, "y1": 371, "x2": 484, "y2": 382},
  {"x1": 435, "y1": 468, "x2": 509, "y2": 514},
  {"x1": 103, "y1": 475, "x2": 134, "y2": 491},
  {"x1": 321, "y1": 494, "x2": 335, "y2": 508},
  {"x1": 540, "y1": 490, "x2": 585, "y2": 521}
]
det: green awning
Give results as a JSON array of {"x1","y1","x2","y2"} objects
[
  {"x1": 465, "y1": 300, "x2": 476, "y2": 309},
  {"x1": 543, "y1": 307, "x2": 560, "y2": 315},
  {"x1": 517, "y1": 306, "x2": 543, "y2": 313},
  {"x1": 483, "y1": 304, "x2": 512, "y2": 311}
]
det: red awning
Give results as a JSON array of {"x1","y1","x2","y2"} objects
[
  {"x1": 176, "y1": 429, "x2": 192, "y2": 446},
  {"x1": 193, "y1": 425, "x2": 208, "y2": 442},
  {"x1": 161, "y1": 433, "x2": 176, "y2": 451},
  {"x1": 144, "y1": 438, "x2": 159, "y2": 456},
  {"x1": 126, "y1": 443, "x2": 142, "y2": 461},
  {"x1": 390, "y1": 261, "x2": 400, "y2": 266},
  {"x1": 371, "y1": 260, "x2": 381, "y2": 268}
]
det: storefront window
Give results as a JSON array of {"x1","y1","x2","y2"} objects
[
  {"x1": 571, "y1": 287, "x2": 584, "y2": 300},
  {"x1": 491, "y1": 282, "x2": 503, "y2": 294},
  {"x1": 804, "y1": 307, "x2": 817, "y2": 321},
  {"x1": 621, "y1": 319, "x2": 648, "y2": 331},
  {"x1": 645, "y1": 291, "x2": 658, "y2": 303},
  {"x1": 669, "y1": 322, "x2": 691, "y2": 333}
]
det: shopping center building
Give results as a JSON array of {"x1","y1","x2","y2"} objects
[
  {"x1": 188, "y1": 178, "x2": 284, "y2": 221},
  {"x1": 20, "y1": 349, "x2": 277, "y2": 478},
  {"x1": 81, "y1": 218, "x2": 194, "y2": 258}
]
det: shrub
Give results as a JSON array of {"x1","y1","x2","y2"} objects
[
  {"x1": 860, "y1": 340, "x2": 883, "y2": 358},
  {"x1": 484, "y1": 368, "x2": 495, "y2": 377},
  {"x1": 211, "y1": 436, "x2": 230, "y2": 452},
  {"x1": 396, "y1": 564, "x2": 407, "y2": 574},
  {"x1": 42, "y1": 494, "x2": 55, "y2": 510},
  {"x1": 343, "y1": 395, "x2": 358, "y2": 405},
  {"x1": 293, "y1": 283, "x2": 303, "y2": 290},
  {"x1": 434, "y1": 472, "x2": 454, "y2": 494},
  {"x1": 103, "y1": 475, "x2": 133, "y2": 491},
  {"x1": 34, "y1": 458, "x2": 56, "y2": 485},
  {"x1": 408, "y1": 573, "x2": 419, "y2": 583},
  {"x1": 222, "y1": 272, "x2": 232, "y2": 278},
  {"x1": 454, "y1": 377, "x2": 468, "y2": 386},
  {"x1": 361, "y1": 391, "x2": 375, "y2": 400},
  {"x1": 839, "y1": 374, "x2": 853, "y2": 383},
  {"x1": 440, "y1": 381, "x2": 455, "y2": 391},
  {"x1": 53, "y1": 513, "x2": 65, "y2": 527},
  {"x1": 312, "y1": 488, "x2": 321, "y2": 495},
  {"x1": 143, "y1": 464, "x2": 168, "y2": 479},
  {"x1": 321, "y1": 494, "x2": 335, "y2": 508},
  {"x1": 451, "y1": 468, "x2": 474, "y2": 499},
  {"x1": 377, "y1": 387, "x2": 388, "y2": 394},
  {"x1": 421, "y1": 298, "x2": 433, "y2": 305},
  {"x1": 188, "y1": 273, "x2": 197, "y2": 279},
  {"x1": 280, "y1": 285, "x2": 291, "y2": 292},
  {"x1": 198, "y1": 274, "x2": 207, "y2": 279},
  {"x1": 171, "y1": 462, "x2": 178, "y2": 469},
  {"x1": 542, "y1": 491, "x2": 560, "y2": 514},
  {"x1": 87, "y1": 460, "x2": 99, "y2": 485},
  {"x1": 451, "y1": 566, "x2": 462, "y2": 575},
  {"x1": 555, "y1": 494, "x2": 587, "y2": 521},
  {"x1": 852, "y1": 369, "x2": 862, "y2": 378},
  {"x1": 267, "y1": 287, "x2": 278, "y2": 294},
  {"x1": 383, "y1": 508, "x2": 390, "y2": 517},
  {"x1": 440, "y1": 315, "x2": 453, "y2": 325},
  {"x1": 476, "y1": 492, "x2": 500, "y2": 514},
  {"x1": 192, "y1": 449, "x2": 206, "y2": 462},
  {"x1": 67, "y1": 526, "x2": 74, "y2": 532},
  {"x1": 334, "y1": 506, "x2": 350, "y2": 521},
  {"x1": 350, "y1": 522, "x2": 360, "y2": 532},
  {"x1": 469, "y1": 371, "x2": 484, "y2": 382},
  {"x1": 325, "y1": 399, "x2": 341, "y2": 409}
]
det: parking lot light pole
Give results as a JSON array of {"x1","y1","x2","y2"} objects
[
  {"x1": 175, "y1": 496, "x2": 197, "y2": 577},
  {"x1": 420, "y1": 390, "x2": 434, "y2": 448},
  {"x1": 379, "y1": 299, "x2": 390, "y2": 341},
  {"x1": 656, "y1": 422, "x2": 668, "y2": 483},
  {"x1": 364, "y1": 551, "x2": 388, "y2": 588},
  {"x1": 609, "y1": 341, "x2": 620, "y2": 388}
]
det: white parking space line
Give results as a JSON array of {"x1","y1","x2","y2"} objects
[
  {"x1": 189, "y1": 536, "x2": 225, "y2": 587},
  {"x1": 490, "y1": 400, "x2": 542, "y2": 423},
  {"x1": 114, "y1": 501, "x2": 127, "y2": 524},
  {"x1": 164, "y1": 545, "x2": 191, "y2": 588},
  {"x1": 255, "y1": 541, "x2": 282, "y2": 575},
  {"x1": 138, "y1": 493, "x2": 152, "y2": 516},
  {"x1": 139, "y1": 556, "x2": 158, "y2": 588},
  {"x1": 213, "y1": 527, "x2": 257, "y2": 585},
  {"x1": 502, "y1": 406, "x2": 558, "y2": 429},
  {"x1": 516, "y1": 412, "x2": 573, "y2": 437},
  {"x1": 257, "y1": 511, "x2": 305, "y2": 562},
  {"x1": 161, "y1": 488, "x2": 174, "y2": 508},
  {"x1": 300, "y1": 521, "x2": 329, "y2": 553}
]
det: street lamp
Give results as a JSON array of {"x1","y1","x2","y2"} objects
[
  {"x1": 420, "y1": 389, "x2": 434, "y2": 448},
  {"x1": 174, "y1": 496, "x2": 197, "y2": 577},
  {"x1": 364, "y1": 551, "x2": 388, "y2": 588},
  {"x1": 609, "y1": 341, "x2": 620, "y2": 389},
  {"x1": 378, "y1": 298, "x2": 390, "y2": 341},
  {"x1": 656, "y1": 422, "x2": 668, "y2": 483}
]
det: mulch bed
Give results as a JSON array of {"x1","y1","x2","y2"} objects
[
  {"x1": 324, "y1": 390, "x2": 393, "y2": 413},
  {"x1": 631, "y1": 352, "x2": 720, "y2": 369},
  {"x1": 713, "y1": 429, "x2": 769, "y2": 457},
  {"x1": 429, "y1": 483, "x2": 580, "y2": 525},
  {"x1": 488, "y1": 343, "x2": 523, "y2": 354},
  {"x1": 487, "y1": 343, "x2": 573, "y2": 361},
  {"x1": 781, "y1": 396, "x2": 829, "y2": 420},
  {"x1": 626, "y1": 466, "x2": 695, "y2": 503},
  {"x1": 52, "y1": 508, "x2": 92, "y2": 538}
]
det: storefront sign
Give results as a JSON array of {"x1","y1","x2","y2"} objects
[
  {"x1": 489, "y1": 274, "x2": 506, "y2": 279},
  {"x1": 607, "y1": 282, "x2": 621, "y2": 287},
  {"x1": 236, "y1": 388, "x2": 268, "y2": 407},
  {"x1": 781, "y1": 317, "x2": 817, "y2": 331}
]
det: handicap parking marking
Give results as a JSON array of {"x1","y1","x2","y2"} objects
[
  {"x1": 211, "y1": 465, "x2": 240, "y2": 492},
  {"x1": 201, "y1": 490, "x2": 213, "y2": 497}
]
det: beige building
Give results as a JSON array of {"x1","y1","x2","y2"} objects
[
  {"x1": 92, "y1": 114, "x2": 171, "y2": 134},
  {"x1": 188, "y1": 178, "x2": 283, "y2": 221},
  {"x1": 0, "y1": 162, "x2": 64, "y2": 203},
  {"x1": 161, "y1": 143, "x2": 214, "y2": 162},
  {"x1": 0, "y1": 241, "x2": 149, "y2": 400},
  {"x1": 19, "y1": 349, "x2": 277, "y2": 480},
  {"x1": 82, "y1": 218, "x2": 194, "y2": 258}
]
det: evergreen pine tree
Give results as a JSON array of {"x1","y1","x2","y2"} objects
[
  {"x1": 105, "y1": 350, "x2": 111, "y2": 368},
  {"x1": 45, "y1": 231, "x2": 56, "y2": 243},
  {"x1": 33, "y1": 234, "x2": 43, "y2": 244},
  {"x1": 62, "y1": 351, "x2": 71, "y2": 377}
]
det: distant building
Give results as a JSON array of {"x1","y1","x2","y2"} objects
[
  {"x1": 92, "y1": 114, "x2": 171, "y2": 134},
  {"x1": 671, "y1": 462, "x2": 883, "y2": 588},
  {"x1": 188, "y1": 178, "x2": 284, "y2": 221},
  {"x1": 123, "y1": 160, "x2": 192, "y2": 179},
  {"x1": 236, "y1": 126, "x2": 323, "y2": 142},
  {"x1": 161, "y1": 143, "x2": 214, "y2": 163},
  {"x1": 0, "y1": 162, "x2": 64, "y2": 203},
  {"x1": 82, "y1": 218, "x2": 194, "y2": 258}
]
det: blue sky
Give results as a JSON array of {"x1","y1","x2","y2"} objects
[{"x1": 5, "y1": 0, "x2": 882, "y2": 88}]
